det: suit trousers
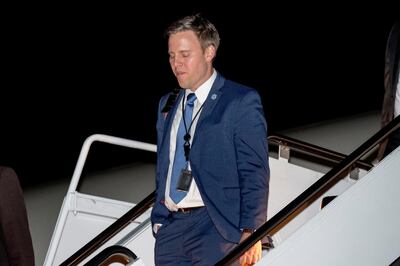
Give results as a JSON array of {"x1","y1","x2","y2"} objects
[{"x1": 154, "y1": 207, "x2": 239, "y2": 266}]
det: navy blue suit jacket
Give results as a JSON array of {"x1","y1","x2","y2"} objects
[{"x1": 151, "y1": 73, "x2": 269, "y2": 243}]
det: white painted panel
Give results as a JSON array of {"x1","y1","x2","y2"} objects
[{"x1": 260, "y1": 148, "x2": 400, "y2": 266}]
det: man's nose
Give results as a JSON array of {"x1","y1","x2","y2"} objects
[{"x1": 173, "y1": 57, "x2": 183, "y2": 68}]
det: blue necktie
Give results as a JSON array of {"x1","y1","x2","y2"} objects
[{"x1": 170, "y1": 93, "x2": 197, "y2": 204}]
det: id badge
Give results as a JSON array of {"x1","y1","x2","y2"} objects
[{"x1": 176, "y1": 169, "x2": 193, "y2": 192}]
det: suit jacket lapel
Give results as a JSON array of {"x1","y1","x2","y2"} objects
[
  {"x1": 192, "y1": 74, "x2": 225, "y2": 145},
  {"x1": 160, "y1": 90, "x2": 184, "y2": 156}
]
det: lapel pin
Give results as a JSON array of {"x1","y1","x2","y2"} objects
[{"x1": 211, "y1": 94, "x2": 217, "y2": 100}]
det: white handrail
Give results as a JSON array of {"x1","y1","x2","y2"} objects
[
  {"x1": 45, "y1": 134, "x2": 157, "y2": 266},
  {"x1": 68, "y1": 134, "x2": 157, "y2": 193}
]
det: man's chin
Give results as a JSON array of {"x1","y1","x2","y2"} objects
[{"x1": 177, "y1": 81, "x2": 189, "y2": 89}]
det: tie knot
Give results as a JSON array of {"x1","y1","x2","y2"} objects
[{"x1": 186, "y1": 93, "x2": 196, "y2": 106}]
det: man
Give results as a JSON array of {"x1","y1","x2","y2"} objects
[
  {"x1": 150, "y1": 14, "x2": 269, "y2": 265},
  {"x1": 378, "y1": 21, "x2": 400, "y2": 160},
  {"x1": 0, "y1": 166, "x2": 35, "y2": 265}
]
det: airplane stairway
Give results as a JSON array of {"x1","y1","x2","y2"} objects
[{"x1": 45, "y1": 116, "x2": 399, "y2": 266}]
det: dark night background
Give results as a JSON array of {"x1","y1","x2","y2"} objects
[{"x1": 1, "y1": 5, "x2": 397, "y2": 187}]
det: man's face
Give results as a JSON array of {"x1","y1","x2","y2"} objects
[{"x1": 168, "y1": 30, "x2": 214, "y2": 91}]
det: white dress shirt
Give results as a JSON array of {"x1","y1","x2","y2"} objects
[{"x1": 164, "y1": 70, "x2": 217, "y2": 211}]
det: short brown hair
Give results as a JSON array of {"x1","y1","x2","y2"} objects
[{"x1": 165, "y1": 14, "x2": 220, "y2": 52}]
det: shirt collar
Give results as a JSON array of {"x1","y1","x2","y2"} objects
[{"x1": 185, "y1": 69, "x2": 217, "y2": 104}]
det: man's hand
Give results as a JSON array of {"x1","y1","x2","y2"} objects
[{"x1": 239, "y1": 230, "x2": 262, "y2": 265}]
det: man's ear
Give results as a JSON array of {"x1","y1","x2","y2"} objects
[{"x1": 205, "y1": 45, "x2": 216, "y2": 62}]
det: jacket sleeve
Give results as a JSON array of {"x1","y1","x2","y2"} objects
[
  {"x1": 151, "y1": 95, "x2": 172, "y2": 228},
  {"x1": 233, "y1": 90, "x2": 270, "y2": 230},
  {"x1": 0, "y1": 167, "x2": 35, "y2": 265}
]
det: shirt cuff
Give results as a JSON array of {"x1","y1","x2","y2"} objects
[{"x1": 153, "y1": 223, "x2": 162, "y2": 234}]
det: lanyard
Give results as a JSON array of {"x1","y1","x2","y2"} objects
[{"x1": 181, "y1": 94, "x2": 205, "y2": 162}]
